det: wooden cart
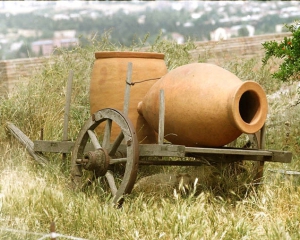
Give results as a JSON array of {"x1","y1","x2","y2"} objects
[{"x1": 8, "y1": 64, "x2": 292, "y2": 205}]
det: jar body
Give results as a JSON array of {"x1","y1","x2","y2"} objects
[
  {"x1": 138, "y1": 63, "x2": 268, "y2": 147},
  {"x1": 90, "y1": 51, "x2": 168, "y2": 144}
]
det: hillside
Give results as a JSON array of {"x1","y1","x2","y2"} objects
[{"x1": 1, "y1": 1, "x2": 299, "y2": 61}]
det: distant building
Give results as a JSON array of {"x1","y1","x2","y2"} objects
[
  {"x1": 53, "y1": 14, "x2": 70, "y2": 21},
  {"x1": 210, "y1": 27, "x2": 232, "y2": 41},
  {"x1": 171, "y1": 32, "x2": 185, "y2": 44},
  {"x1": 230, "y1": 25, "x2": 255, "y2": 37},
  {"x1": 31, "y1": 40, "x2": 54, "y2": 56},
  {"x1": 54, "y1": 38, "x2": 78, "y2": 48},
  {"x1": 10, "y1": 41, "x2": 23, "y2": 51},
  {"x1": 31, "y1": 31, "x2": 78, "y2": 56},
  {"x1": 210, "y1": 25, "x2": 255, "y2": 41},
  {"x1": 54, "y1": 30, "x2": 76, "y2": 39},
  {"x1": 276, "y1": 24, "x2": 284, "y2": 33},
  {"x1": 17, "y1": 29, "x2": 42, "y2": 38}
]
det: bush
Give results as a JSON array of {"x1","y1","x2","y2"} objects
[{"x1": 262, "y1": 21, "x2": 300, "y2": 82}]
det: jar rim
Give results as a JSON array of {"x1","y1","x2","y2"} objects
[{"x1": 95, "y1": 51, "x2": 165, "y2": 60}]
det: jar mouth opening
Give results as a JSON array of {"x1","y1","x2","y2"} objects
[
  {"x1": 239, "y1": 90, "x2": 261, "y2": 124},
  {"x1": 232, "y1": 81, "x2": 268, "y2": 134},
  {"x1": 95, "y1": 51, "x2": 165, "y2": 60}
]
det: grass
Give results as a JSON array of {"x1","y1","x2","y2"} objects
[{"x1": 0, "y1": 33, "x2": 300, "y2": 239}]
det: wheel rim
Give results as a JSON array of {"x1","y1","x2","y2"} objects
[{"x1": 71, "y1": 108, "x2": 139, "y2": 204}]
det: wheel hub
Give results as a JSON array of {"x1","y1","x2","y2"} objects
[{"x1": 81, "y1": 148, "x2": 110, "y2": 176}]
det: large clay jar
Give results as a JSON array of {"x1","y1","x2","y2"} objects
[
  {"x1": 90, "y1": 51, "x2": 168, "y2": 144},
  {"x1": 137, "y1": 63, "x2": 268, "y2": 147}
]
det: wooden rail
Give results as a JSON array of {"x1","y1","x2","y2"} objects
[{"x1": 33, "y1": 140, "x2": 292, "y2": 164}]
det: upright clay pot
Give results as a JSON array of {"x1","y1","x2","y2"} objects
[
  {"x1": 90, "y1": 51, "x2": 168, "y2": 144},
  {"x1": 137, "y1": 63, "x2": 268, "y2": 147}
]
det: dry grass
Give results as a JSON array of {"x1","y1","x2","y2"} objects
[{"x1": 0, "y1": 34, "x2": 300, "y2": 239}]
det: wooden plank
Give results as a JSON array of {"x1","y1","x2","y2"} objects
[
  {"x1": 158, "y1": 89, "x2": 165, "y2": 145},
  {"x1": 34, "y1": 140, "x2": 75, "y2": 153},
  {"x1": 6, "y1": 122, "x2": 48, "y2": 165},
  {"x1": 269, "y1": 150, "x2": 292, "y2": 163},
  {"x1": 34, "y1": 140, "x2": 128, "y2": 154},
  {"x1": 34, "y1": 140, "x2": 94, "y2": 153},
  {"x1": 185, "y1": 146, "x2": 273, "y2": 156},
  {"x1": 33, "y1": 141, "x2": 292, "y2": 163},
  {"x1": 123, "y1": 62, "x2": 132, "y2": 116},
  {"x1": 139, "y1": 144, "x2": 185, "y2": 157},
  {"x1": 139, "y1": 160, "x2": 210, "y2": 166},
  {"x1": 62, "y1": 70, "x2": 73, "y2": 160},
  {"x1": 185, "y1": 147, "x2": 292, "y2": 163},
  {"x1": 63, "y1": 70, "x2": 73, "y2": 141}
]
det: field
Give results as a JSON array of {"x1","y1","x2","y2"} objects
[{"x1": 0, "y1": 34, "x2": 300, "y2": 239}]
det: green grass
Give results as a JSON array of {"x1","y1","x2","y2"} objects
[{"x1": 0, "y1": 33, "x2": 300, "y2": 239}]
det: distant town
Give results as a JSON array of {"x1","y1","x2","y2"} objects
[{"x1": 0, "y1": 1, "x2": 299, "y2": 60}]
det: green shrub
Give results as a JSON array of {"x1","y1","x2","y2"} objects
[{"x1": 262, "y1": 21, "x2": 300, "y2": 82}]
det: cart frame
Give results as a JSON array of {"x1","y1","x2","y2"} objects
[{"x1": 9, "y1": 63, "x2": 292, "y2": 205}]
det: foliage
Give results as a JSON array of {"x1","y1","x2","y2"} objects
[
  {"x1": 1, "y1": 33, "x2": 300, "y2": 240},
  {"x1": 238, "y1": 26, "x2": 249, "y2": 37},
  {"x1": 262, "y1": 21, "x2": 300, "y2": 82},
  {"x1": 2, "y1": 2, "x2": 300, "y2": 60},
  {"x1": 0, "y1": 32, "x2": 196, "y2": 141},
  {"x1": 149, "y1": 33, "x2": 197, "y2": 70},
  {"x1": 0, "y1": 147, "x2": 300, "y2": 239}
]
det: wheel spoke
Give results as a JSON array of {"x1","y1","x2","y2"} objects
[
  {"x1": 102, "y1": 119, "x2": 112, "y2": 149},
  {"x1": 88, "y1": 130, "x2": 101, "y2": 149},
  {"x1": 105, "y1": 170, "x2": 117, "y2": 196},
  {"x1": 109, "y1": 131, "x2": 124, "y2": 156}
]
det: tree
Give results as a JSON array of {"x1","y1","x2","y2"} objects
[
  {"x1": 262, "y1": 21, "x2": 300, "y2": 82},
  {"x1": 238, "y1": 26, "x2": 249, "y2": 37}
]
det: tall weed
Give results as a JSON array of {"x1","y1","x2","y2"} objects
[{"x1": 0, "y1": 33, "x2": 299, "y2": 239}]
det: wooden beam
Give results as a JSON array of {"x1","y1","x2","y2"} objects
[
  {"x1": 185, "y1": 146, "x2": 272, "y2": 156},
  {"x1": 6, "y1": 122, "x2": 48, "y2": 165},
  {"x1": 63, "y1": 70, "x2": 73, "y2": 142},
  {"x1": 33, "y1": 140, "x2": 94, "y2": 153},
  {"x1": 139, "y1": 144, "x2": 185, "y2": 157},
  {"x1": 62, "y1": 70, "x2": 73, "y2": 160},
  {"x1": 32, "y1": 141, "x2": 292, "y2": 164},
  {"x1": 158, "y1": 89, "x2": 165, "y2": 145}
]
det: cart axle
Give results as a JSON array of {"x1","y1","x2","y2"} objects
[{"x1": 76, "y1": 149, "x2": 109, "y2": 176}]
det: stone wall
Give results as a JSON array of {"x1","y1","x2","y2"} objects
[
  {"x1": 191, "y1": 32, "x2": 291, "y2": 64},
  {"x1": 0, "y1": 33, "x2": 291, "y2": 96},
  {"x1": 0, "y1": 57, "x2": 48, "y2": 96}
]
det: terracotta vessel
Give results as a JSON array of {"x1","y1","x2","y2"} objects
[
  {"x1": 137, "y1": 63, "x2": 268, "y2": 147},
  {"x1": 90, "y1": 51, "x2": 168, "y2": 143}
]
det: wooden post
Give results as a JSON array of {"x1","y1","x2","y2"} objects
[
  {"x1": 123, "y1": 62, "x2": 132, "y2": 116},
  {"x1": 6, "y1": 122, "x2": 48, "y2": 165},
  {"x1": 107, "y1": 62, "x2": 132, "y2": 153},
  {"x1": 158, "y1": 89, "x2": 165, "y2": 145},
  {"x1": 50, "y1": 222, "x2": 56, "y2": 240},
  {"x1": 260, "y1": 124, "x2": 266, "y2": 149},
  {"x1": 104, "y1": 63, "x2": 132, "y2": 198},
  {"x1": 254, "y1": 124, "x2": 266, "y2": 184},
  {"x1": 62, "y1": 70, "x2": 73, "y2": 160}
]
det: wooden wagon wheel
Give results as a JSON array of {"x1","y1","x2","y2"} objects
[{"x1": 71, "y1": 108, "x2": 139, "y2": 205}]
